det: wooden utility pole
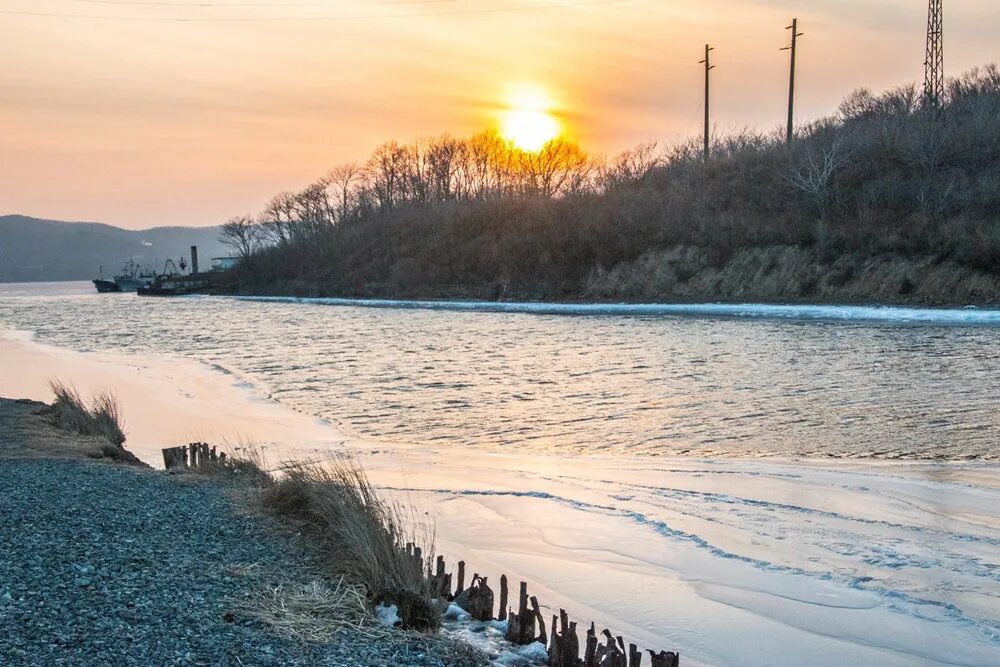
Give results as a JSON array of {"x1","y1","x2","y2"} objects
[
  {"x1": 698, "y1": 44, "x2": 715, "y2": 161},
  {"x1": 781, "y1": 18, "x2": 804, "y2": 144}
]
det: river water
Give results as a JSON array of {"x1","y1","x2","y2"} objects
[
  {"x1": 1, "y1": 282, "x2": 998, "y2": 460},
  {"x1": 2, "y1": 282, "x2": 999, "y2": 666}
]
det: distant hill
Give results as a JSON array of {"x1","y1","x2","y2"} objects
[{"x1": 0, "y1": 215, "x2": 228, "y2": 283}]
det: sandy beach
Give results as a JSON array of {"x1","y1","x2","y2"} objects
[{"x1": 3, "y1": 328, "x2": 998, "y2": 666}]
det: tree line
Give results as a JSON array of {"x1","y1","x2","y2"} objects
[
  {"x1": 221, "y1": 65, "x2": 1000, "y2": 301},
  {"x1": 220, "y1": 131, "x2": 656, "y2": 254}
]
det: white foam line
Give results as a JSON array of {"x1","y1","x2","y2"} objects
[{"x1": 216, "y1": 295, "x2": 1000, "y2": 326}]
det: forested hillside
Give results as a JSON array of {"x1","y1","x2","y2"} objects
[{"x1": 222, "y1": 66, "x2": 1000, "y2": 305}]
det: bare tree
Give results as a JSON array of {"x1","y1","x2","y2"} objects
[
  {"x1": 259, "y1": 192, "x2": 297, "y2": 244},
  {"x1": 219, "y1": 215, "x2": 263, "y2": 259},
  {"x1": 598, "y1": 142, "x2": 663, "y2": 191},
  {"x1": 786, "y1": 139, "x2": 850, "y2": 221},
  {"x1": 324, "y1": 162, "x2": 365, "y2": 223},
  {"x1": 367, "y1": 141, "x2": 408, "y2": 213}
]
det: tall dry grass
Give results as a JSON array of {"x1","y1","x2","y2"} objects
[
  {"x1": 46, "y1": 380, "x2": 126, "y2": 447},
  {"x1": 262, "y1": 457, "x2": 439, "y2": 629}
]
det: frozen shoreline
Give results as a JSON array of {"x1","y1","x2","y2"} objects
[
  {"x1": 226, "y1": 295, "x2": 1000, "y2": 326},
  {"x1": 2, "y1": 329, "x2": 998, "y2": 666}
]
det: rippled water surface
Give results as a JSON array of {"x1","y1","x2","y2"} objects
[{"x1": 2, "y1": 282, "x2": 998, "y2": 460}]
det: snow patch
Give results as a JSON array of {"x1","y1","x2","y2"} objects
[
  {"x1": 443, "y1": 602, "x2": 472, "y2": 621},
  {"x1": 374, "y1": 603, "x2": 401, "y2": 627},
  {"x1": 492, "y1": 641, "x2": 549, "y2": 666}
]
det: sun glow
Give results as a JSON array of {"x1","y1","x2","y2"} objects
[{"x1": 501, "y1": 85, "x2": 561, "y2": 151}]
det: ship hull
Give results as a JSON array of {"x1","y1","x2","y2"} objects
[
  {"x1": 114, "y1": 278, "x2": 153, "y2": 292},
  {"x1": 92, "y1": 279, "x2": 120, "y2": 293}
]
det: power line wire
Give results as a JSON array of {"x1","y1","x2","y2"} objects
[
  {"x1": 67, "y1": 0, "x2": 458, "y2": 7},
  {"x1": 2, "y1": 0, "x2": 629, "y2": 22}
]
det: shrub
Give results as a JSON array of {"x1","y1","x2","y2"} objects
[
  {"x1": 262, "y1": 457, "x2": 438, "y2": 629},
  {"x1": 45, "y1": 380, "x2": 126, "y2": 447}
]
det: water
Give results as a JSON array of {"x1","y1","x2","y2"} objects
[
  {"x1": 3, "y1": 282, "x2": 1000, "y2": 665},
  {"x1": 1, "y1": 281, "x2": 997, "y2": 460}
]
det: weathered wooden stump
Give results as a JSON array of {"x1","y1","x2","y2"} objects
[
  {"x1": 592, "y1": 629, "x2": 628, "y2": 667},
  {"x1": 453, "y1": 560, "x2": 466, "y2": 600},
  {"x1": 161, "y1": 445, "x2": 187, "y2": 470},
  {"x1": 646, "y1": 651, "x2": 679, "y2": 667},
  {"x1": 548, "y1": 609, "x2": 581, "y2": 666},
  {"x1": 498, "y1": 574, "x2": 508, "y2": 621},
  {"x1": 432, "y1": 555, "x2": 452, "y2": 598},
  {"x1": 502, "y1": 582, "x2": 551, "y2": 647},
  {"x1": 453, "y1": 573, "x2": 494, "y2": 621}
]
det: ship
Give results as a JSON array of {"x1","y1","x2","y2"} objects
[
  {"x1": 92, "y1": 259, "x2": 157, "y2": 293},
  {"x1": 113, "y1": 259, "x2": 157, "y2": 292},
  {"x1": 137, "y1": 246, "x2": 230, "y2": 297},
  {"x1": 92, "y1": 265, "x2": 121, "y2": 293},
  {"x1": 92, "y1": 278, "x2": 119, "y2": 293}
]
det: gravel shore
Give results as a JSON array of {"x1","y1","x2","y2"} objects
[{"x1": 0, "y1": 420, "x2": 484, "y2": 666}]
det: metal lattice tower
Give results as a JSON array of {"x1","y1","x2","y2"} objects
[{"x1": 924, "y1": 0, "x2": 944, "y2": 107}]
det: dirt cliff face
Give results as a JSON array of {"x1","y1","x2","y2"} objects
[{"x1": 582, "y1": 245, "x2": 1000, "y2": 307}]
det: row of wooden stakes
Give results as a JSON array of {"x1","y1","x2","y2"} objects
[
  {"x1": 410, "y1": 545, "x2": 680, "y2": 667},
  {"x1": 162, "y1": 442, "x2": 224, "y2": 470}
]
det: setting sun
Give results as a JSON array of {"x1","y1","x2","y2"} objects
[{"x1": 501, "y1": 84, "x2": 561, "y2": 151}]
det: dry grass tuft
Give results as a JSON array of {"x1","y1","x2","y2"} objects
[
  {"x1": 231, "y1": 577, "x2": 380, "y2": 643},
  {"x1": 45, "y1": 380, "x2": 127, "y2": 447},
  {"x1": 193, "y1": 443, "x2": 274, "y2": 487},
  {"x1": 262, "y1": 457, "x2": 439, "y2": 629}
]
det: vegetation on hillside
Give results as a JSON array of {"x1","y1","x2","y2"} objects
[{"x1": 221, "y1": 66, "x2": 1000, "y2": 303}]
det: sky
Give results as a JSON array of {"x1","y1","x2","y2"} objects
[{"x1": 1, "y1": 0, "x2": 997, "y2": 229}]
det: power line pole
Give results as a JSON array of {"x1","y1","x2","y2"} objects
[
  {"x1": 698, "y1": 44, "x2": 715, "y2": 161},
  {"x1": 780, "y1": 18, "x2": 804, "y2": 144},
  {"x1": 924, "y1": 0, "x2": 944, "y2": 108}
]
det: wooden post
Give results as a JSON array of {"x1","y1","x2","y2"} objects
[
  {"x1": 435, "y1": 555, "x2": 449, "y2": 598},
  {"x1": 699, "y1": 44, "x2": 715, "y2": 161},
  {"x1": 455, "y1": 560, "x2": 465, "y2": 598},
  {"x1": 498, "y1": 574, "x2": 508, "y2": 621},
  {"x1": 529, "y1": 596, "x2": 546, "y2": 645},
  {"x1": 647, "y1": 651, "x2": 679, "y2": 667},
  {"x1": 584, "y1": 622, "x2": 598, "y2": 667},
  {"x1": 189, "y1": 443, "x2": 197, "y2": 469},
  {"x1": 548, "y1": 614, "x2": 559, "y2": 663},
  {"x1": 782, "y1": 18, "x2": 804, "y2": 144},
  {"x1": 567, "y1": 621, "x2": 579, "y2": 665},
  {"x1": 518, "y1": 581, "x2": 530, "y2": 642},
  {"x1": 455, "y1": 573, "x2": 494, "y2": 621}
]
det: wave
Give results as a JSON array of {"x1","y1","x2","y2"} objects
[{"x1": 219, "y1": 295, "x2": 1000, "y2": 326}]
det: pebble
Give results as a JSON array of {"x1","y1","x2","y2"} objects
[{"x1": 0, "y1": 459, "x2": 485, "y2": 666}]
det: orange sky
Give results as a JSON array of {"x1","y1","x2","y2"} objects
[{"x1": 1, "y1": 0, "x2": 997, "y2": 229}]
